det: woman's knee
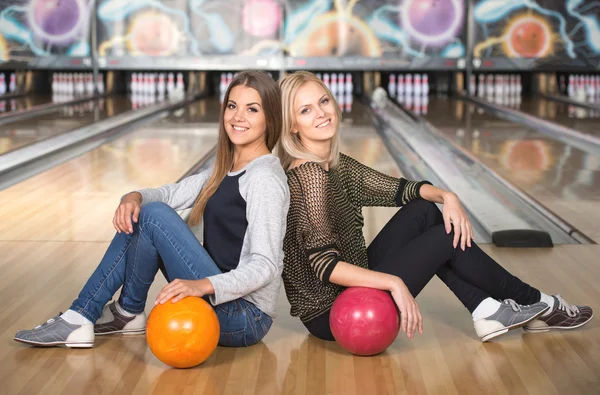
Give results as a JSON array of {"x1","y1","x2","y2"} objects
[
  {"x1": 139, "y1": 202, "x2": 178, "y2": 223},
  {"x1": 404, "y1": 199, "x2": 438, "y2": 213}
]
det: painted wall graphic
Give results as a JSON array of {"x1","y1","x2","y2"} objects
[
  {"x1": 473, "y1": 0, "x2": 600, "y2": 63},
  {"x1": 0, "y1": 0, "x2": 92, "y2": 61},
  {"x1": 96, "y1": 0, "x2": 283, "y2": 57},
  {"x1": 284, "y1": 0, "x2": 466, "y2": 59}
]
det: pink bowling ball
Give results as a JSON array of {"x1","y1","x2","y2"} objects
[{"x1": 330, "y1": 287, "x2": 400, "y2": 356}]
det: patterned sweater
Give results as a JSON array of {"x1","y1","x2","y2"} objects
[{"x1": 282, "y1": 153, "x2": 430, "y2": 322}]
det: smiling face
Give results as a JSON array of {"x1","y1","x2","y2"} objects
[
  {"x1": 223, "y1": 85, "x2": 267, "y2": 149},
  {"x1": 292, "y1": 81, "x2": 338, "y2": 144}
]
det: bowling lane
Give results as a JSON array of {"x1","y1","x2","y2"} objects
[
  {"x1": 421, "y1": 97, "x2": 600, "y2": 241},
  {"x1": 0, "y1": 96, "x2": 137, "y2": 155},
  {"x1": 0, "y1": 97, "x2": 221, "y2": 242},
  {"x1": 338, "y1": 99, "x2": 407, "y2": 244},
  {"x1": 0, "y1": 95, "x2": 56, "y2": 114},
  {"x1": 490, "y1": 96, "x2": 600, "y2": 137}
]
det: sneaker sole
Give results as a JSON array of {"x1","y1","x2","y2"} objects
[
  {"x1": 95, "y1": 328, "x2": 146, "y2": 336},
  {"x1": 523, "y1": 313, "x2": 594, "y2": 333},
  {"x1": 13, "y1": 337, "x2": 93, "y2": 348},
  {"x1": 481, "y1": 306, "x2": 550, "y2": 342}
]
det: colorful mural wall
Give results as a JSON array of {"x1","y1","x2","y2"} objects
[
  {"x1": 0, "y1": 0, "x2": 598, "y2": 68},
  {"x1": 473, "y1": 0, "x2": 600, "y2": 65},
  {"x1": 96, "y1": 0, "x2": 283, "y2": 57},
  {"x1": 0, "y1": 0, "x2": 92, "y2": 61},
  {"x1": 283, "y1": 0, "x2": 466, "y2": 59}
]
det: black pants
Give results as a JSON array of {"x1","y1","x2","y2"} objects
[{"x1": 304, "y1": 200, "x2": 541, "y2": 341}]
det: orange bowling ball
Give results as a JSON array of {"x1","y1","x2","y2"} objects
[
  {"x1": 146, "y1": 297, "x2": 220, "y2": 368},
  {"x1": 509, "y1": 18, "x2": 549, "y2": 58}
]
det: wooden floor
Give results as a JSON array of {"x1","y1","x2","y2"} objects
[{"x1": 1, "y1": 118, "x2": 599, "y2": 394}]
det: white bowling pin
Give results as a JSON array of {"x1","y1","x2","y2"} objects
[
  {"x1": 9, "y1": 73, "x2": 16, "y2": 93},
  {"x1": 97, "y1": 73, "x2": 104, "y2": 94},
  {"x1": 568, "y1": 75, "x2": 575, "y2": 97},
  {"x1": 422, "y1": 74, "x2": 429, "y2": 96},
  {"x1": 414, "y1": 74, "x2": 422, "y2": 96},
  {"x1": 176, "y1": 72, "x2": 185, "y2": 92},
  {"x1": 388, "y1": 74, "x2": 396, "y2": 96},
  {"x1": 219, "y1": 73, "x2": 227, "y2": 94},
  {"x1": 469, "y1": 75, "x2": 476, "y2": 96},
  {"x1": 331, "y1": 73, "x2": 338, "y2": 95},
  {"x1": 167, "y1": 72, "x2": 175, "y2": 94},
  {"x1": 0, "y1": 74, "x2": 6, "y2": 95},
  {"x1": 397, "y1": 74, "x2": 405, "y2": 96},
  {"x1": 405, "y1": 74, "x2": 413, "y2": 96},
  {"x1": 477, "y1": 74, "x2": 485, "y2": 97},
  {"x1": 345, "y1": 73, "x2": 353, "y2": 93}
]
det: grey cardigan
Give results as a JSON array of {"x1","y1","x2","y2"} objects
[{"x1": 135, "y1": 154, "x2": 290, "y2": 317}]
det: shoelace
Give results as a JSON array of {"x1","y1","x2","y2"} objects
[
  {"x1": 555, "y1": 295, "x2": 580, "y2": 318},
  {"x1": 503, "y1": 299, "x2": 522, "y2": 312},
  {"x1": 34, "y1": 312, "x2": 62, "y2": 330}
]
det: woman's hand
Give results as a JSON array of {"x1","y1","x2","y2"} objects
[
  {"x1": 442, "y1": 192, "x2": 473, "y2": 251},
  {"x1": 155, "y1": 278, "x2": 215, "y2": 305},
  {"x1": 113, "y1": 192, "x2": 142, "y2": 234},
  {"x1": 389, "y1": 278, "x2": 423, "y2": 339}
]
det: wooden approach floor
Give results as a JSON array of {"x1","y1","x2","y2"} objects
[{"x1": 1, "y1": 120, "x2": 599, "y2": 394}]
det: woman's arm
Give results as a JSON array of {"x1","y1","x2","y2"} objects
[
  {"x1": 132, "y1": 167, "x2": 213, "y2": 211},
  {"x1": 340, "y1": 154, "x2": 430, "y2": 207},
  {"x1": 328, "y1": 261, "x2": 423, "y2": 339},
  {"x1": 419, "y1": 184, "x2": 473, "y2": 250}
]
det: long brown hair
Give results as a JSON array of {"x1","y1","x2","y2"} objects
[{"x1": 188, "y1": 70, "x2": 282, "y2": 226}]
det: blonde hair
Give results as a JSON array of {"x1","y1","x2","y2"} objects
[
  {"x1": 277, "y1": 71, "x2": 342, "y2": 171},
  {"x1": 188, "y1": 71, "x2": 282, "y2": 227}
]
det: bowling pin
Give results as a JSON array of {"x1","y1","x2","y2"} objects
[
  {"x1": 323, "y1": 73, "x2": 330, "y2": 90},
  {"x1": 568, "y1": 75, "x2": 575, "y2": 97},
  {"x1": 422, "y1": 74, "x2": 429, "y2": 96},
  {"x1": 477, "y1": 74, "x2": 485, "y2": 97},
  {"x1": 345, "y1": 73, "x2": 353, "y2": 94},
  {"x1": 97, "y1": 73, "x2": 104, "y2": 94},
  {"x1": 405, "y1": 74, "x2": 413, "y2": 96},
  {"x1": 338, "y1": 93, "x2": 346, "y2": 112},
  {"x1": 388, "y1": 74, "x2": 396, "y2": 97},
  {"x1": 0, "y1": 74, "x2": 5, "y2": 95},
  {"x1": 587, "y1": 75, "x2": 595, "y2": 99},
  {"x1": 414, "y1": 74, "x2": 422, "y2": 96},
  {"x1": 131, "y1": 73, "x2": 138, "y2": 95},
  {"x1": 331, "y1": 73, "x2": 338, "y2": 95},
  {"x1": 158, "y1": 73, "x2": 166, "y2": 96},
  {"x1": 494, "y1": 75, "x2": 503, "y2": 97},
  {"x1": 397, "y1": 74, "x2": 405, "y2": 96},
  {"x1": 176, "y1": 72, "x2": 185, "y2": 92},
  {"x1": 9, "y1": 73, "x2": 16, "y2": 93},
  {"x1": 422, "y1": 95, "x2": 429, "y2": 114},
  {"x1": 345, "y1": 92, "x2": 352, "y2": 113},
  {"x1": 486, "y1": 74, "x2": 494, "y2": 96},
  {"x1": 167, "y1": 72, "x2": 175, "y2": 95},
  {"x1": 516, "y1": 75, "x2": 522, "y2": 95},
  {"x1": 86, "y1": 73, "x2": 94, "y2": 95},
  {"x1": 414, "y1": 96, "x2": 422, "y2": 115},
  {"x1": 469, "y1": 75, "x2": 476, "y2": 96},
  {"x1": 219, "y1": 73, "x2": 227, "y2": 94}
]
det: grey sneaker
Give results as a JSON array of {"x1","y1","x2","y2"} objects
[
  {"x1": 474, "y1": 299, "x2": 549, "y2": 342},
  {"x1": 94, "y1": 301, "x2": 146, "y2": 336},
  {"x1": 14, "y1": 314, "x2": 94, "y2": 348}
]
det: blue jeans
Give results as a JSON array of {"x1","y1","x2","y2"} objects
[{"x1": 70, "y1": 202, "x2": 272, "y2": 347}]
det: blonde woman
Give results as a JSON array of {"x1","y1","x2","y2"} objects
[
  {"x1": 15, "y1": 71, "x2": 290, "y2": 348},
  {"x1": 277, "y1": 71, "x2": 591, "y2": 342}
]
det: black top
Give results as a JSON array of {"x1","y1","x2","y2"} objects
[{"x1": 204, "y1": 171, "x2": 248, "y2": 272}]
